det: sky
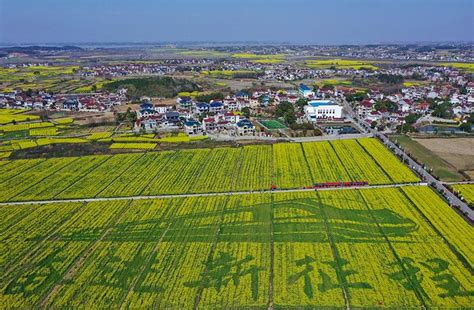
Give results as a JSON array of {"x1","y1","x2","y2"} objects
[{"x1": 0, "y1": 0, "x2": 472, "y2": 45}]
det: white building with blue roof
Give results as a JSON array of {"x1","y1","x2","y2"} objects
[
  {"x1": 304, "y1": 100, "x2": 343, "y2": 122},
  {"x1": 299, "y1": 83, "x2": 315, "y2": 98}
]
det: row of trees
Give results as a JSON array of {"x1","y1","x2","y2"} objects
[
  {"x1": 103, "y1": 77, "x2": 200, "y2": 99},
  {"x1": 274, "y1": 99, "x2": 310, "y2": 129}
]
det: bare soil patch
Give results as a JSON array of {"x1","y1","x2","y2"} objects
[{"x1": 414, "y1": 138, "x2": 474, "y2": 171}]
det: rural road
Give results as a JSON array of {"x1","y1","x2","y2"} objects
[
  {"x1": 341, "y1": 100, "x2": 474, "y2": 222},
  {"x1": 208, "y1": 133, "x2": 373, "y2": 142},
  {"x1": 0, "y1": 182, "x2": 425, "y2": 206},
  {"x1": 442, "y1": 181, "x2": 474, "y2": 185}
]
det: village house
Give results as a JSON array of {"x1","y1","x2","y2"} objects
[
  {"x1": 275, "y1": 92, "x2": 288, "y2": 104},
  {"x1": 249, "y1": 96, "x2": 260, "y2": 108},
  {"x1": 135, "y1": 115, "x2": 161, "y2": 132},
  {"x1": 177, "y1": 96, "x2": 193, "y2": 109},
  {"x1": 164, "y1": 111, "x2": 180, "y2": 126},
  {"x1": 413, "y1": 102, "x2": 430, "y2": 114},
  {"x1": 225, "y1": 100, "x2": 239, "y2": 111},
  {"x1": 224, "y1": 111, "x2": 240, "y2": 123},
  {"x1": 154, "y1": 103, "x2": 169, "y2": 114},
  {"x1": 235, "y1": 91, "x2": 249, "y2": 100},
  {"x1": 63, "y1": 99, "x2": 81, "y2": 111},
  {"x1": 466, "y1": 82, "x2": 474, "y2": 95},
  {"x1": 184, "y1": 120, "x2": 203, "y2": 135},
  {"x1": 137, "y1": 104, "x2": 159, "y2": 118},
  {"x1": 217, "y1": 120, "x2": 231, "y2": 131},
  {"x1": 202, "y1": 118, "x2": 217, "y2": 131},
  {"x1": 234, "y1": 119, "x2": 255, "y2": 136},
  {"x1": 196, "y1": 102, "x2": 210, "y2": 114},
  {"x1": 398, "y1": 99, "x2": 412, "y2": 113},
  {"x1": 287, "y1": 95, "x2": 299, "y2": 104},
  {"x1": 299, "y1": 83, "x2": 315, "y2": 98},
  {"x1": 365, "y1": 111, "x2": 382, "y2": 123},
  {"x1": 357, "y1": 99, "x2": 374, "y2": 117},
  {"x1": 177, "y1": 108, "x2": 194, "y2": 119},
  {"x1": 209, "y1": 101, "x2": 224, "y2": 113}
]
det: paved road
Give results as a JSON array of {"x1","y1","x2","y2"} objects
[
  {"x1": 290, "y1": 133, "x2": 373, "y2": 142},
  {"x1": 209, "y1": 133, "x2": 372, "y2": 142},
  {"x1": 340, "y1": 100, "x2": 474, "y2": 222},
  {"x1": 0, "y1": 182, "x2": 425, "y2": 206},
  {"x1": 442, "y1": 181, "x2": 474, "y2": 185}
]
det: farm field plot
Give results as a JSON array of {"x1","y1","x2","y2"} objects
[
  {"x1": 0, "y1": 157, "x2": 77, "y2": 201},
  {"x1": 0, "y1": 109, "x2": 40, "y2": 125},
  {"x1": 362, "y1": 187, "x2": 473, "y2": 308},
  {"x1": 110, "y1": 142, "x2": 157, "y2": 150},
  {"x1": 11, "y1": 155, "x2": 111, "y2": 201},
  {"x1": 56, "y1": 153, "x2": 144, "y2": 199},
  {"x1": 189, "y1": 147, "x2": 242, "y2": 193},
  {"x1": 29, "y1": 127, "x2": 58, "y2": 136},
  {"x1": 142, "y1": 149, "x2": 211, "y2": 195},
  {"x1": 357, "y1": 137, "x2": 420, "y2": 183},
  {"x1": 452, "y1": 184, "x2": 474, "y2": 205},
  {"x1": 402, "y1": 186, "x2": 474, "y2": 268},
  {"x1": 0, "y1": 186, "x2": 472, "y2": 308},
  {"x1": 306, "y1": 59, "x2": 378, "y2": 70},
  {"x1": 330, "y1": 139, "x2": 391, "y2": 184},
  {"x1": 0, "y1": 138, "x2": 421, "y2": 202},
  {"x1": 0, "y1": 158, "x2": 45, "y2": 184},
  {"x1": 98, "y1": 152, "x2": 175, "y2": 198},
  {"x1": 0, "y1": 121, "x2": 54, "y2": 133},
  {"x1": 87, "y1": 131, "x2": 113, "y2": 140},
  {"x1": 414, "y1": 138, "x2": 474, "y2": 178},
  {"x1": 391, "y1": 135, "x2": 466, "y2": 181},
  {"x1": 302, "y1": 141, "x2": 350, "y2": 183},
  {"x1": 236, "y1": 145, "x2": 273, "y2": 191},
  {"x1": 273, "y1": 143, "x2": 313, "y2": 189}
]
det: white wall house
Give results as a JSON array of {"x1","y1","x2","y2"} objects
[{"x1": 304, "y1": 100, "x2": 343, "y2": 122}]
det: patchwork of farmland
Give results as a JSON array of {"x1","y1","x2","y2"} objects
[
  {"x1": 0, "y1": 138, "x2": 420, "y2": 202},
  {"x1": 0, "y1": 186, "x2": 472, "y2": 308},
  {"x1": 305, "y1": 59, "x2": 378, "y2": 70}
]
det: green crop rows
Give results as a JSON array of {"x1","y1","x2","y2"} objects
[
  {"x1": 1, "y1": 138, "x2": 470, "y2": 308},
  {"x1": 0, "y1": 186, "x2": 472, "y2": 308},
  {"x1": 0, "y1": 138, "x2": 420, "y2": 202}
]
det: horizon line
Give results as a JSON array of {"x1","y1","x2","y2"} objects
[{"x1": 0, "y1": 40, "x2": 473, "y2": 47}]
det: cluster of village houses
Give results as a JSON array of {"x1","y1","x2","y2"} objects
[
  {"x1": 133, "y1": 81, "x2": 361, "y2": 135},
  {"x1": 355, "y1": 82, "x2": 474, "y2": 129},
  {"x1": 1, "y1": 60, "x2": 473, "y2": 136},
  {"x1": 0, "y1": 89, "x2": 127, "y2": 112},
  {"x1": 133, "y1": 77, "x2": 474, "y2": 136},
  {"x1": 134, "y1": 83, "x2": 361, "y2": 135},
  {"x1": 2, "y1": 78, "x2": 472, "y2": 137},
  {"x1": 78, "y1": 64, "x2": 176, "y2": 78},
  {"x1": 134, "y1": 92, "x2": 259, "y2": 136}
]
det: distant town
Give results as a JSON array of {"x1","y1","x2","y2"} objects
[{"x1": 0, "y1": 44, "x2": 473, "y2": 141}]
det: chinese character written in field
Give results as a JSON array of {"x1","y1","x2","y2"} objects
[
  {"x1": 185, "y1": 252, "x2": 263, "y2": 301},
  {"x1": 288, "y1": 255, "x2": 317, "y2": 299},
  {"x1": 4, "y1": 248, "x2": 64, "y2": 297},
  {"x1": 320, "y1": 257, "x2": 372, "y2": 292},
  {"x1": 91, "y1": 247, "x2": 148, "y2": 289},
  {"x1": 387, "y1": 257, "x2": 429, "y2": 301},
  {"x1": 421, "y1": 258, "x2": 474, "y2": 298}
]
